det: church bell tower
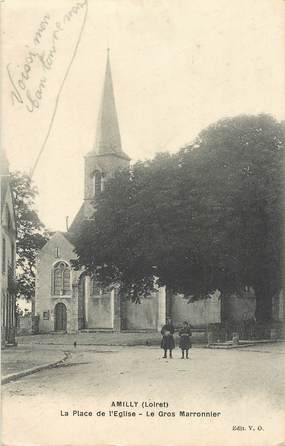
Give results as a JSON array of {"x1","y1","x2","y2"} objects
[{"x1": 84, "y1": 50, "x2": 130, "y2": 218}]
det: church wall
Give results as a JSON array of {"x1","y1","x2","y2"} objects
[
  {"x1": 172, "y1": 291, "x2": 259, "y2": 326},
  {"x1": 87, "y1": 292, "x2": 114, "y2": 329},
  {"x1": 121, "y1": 293, "x2": 159, "y2": 330},
  {"x1": 95, "y1": 155, "x2": 129, "y2": 176},
  {"x1": 35, "y1": 232, "x2": 80, "y2": 333},
  {"x1": 113, "y1": 289, "x2": 121, "y2": 331},
  {"x1": 171, "y1": 292, "x2": 221, "y2": 327}
]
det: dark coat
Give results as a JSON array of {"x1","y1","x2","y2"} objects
[
  {"x1": 179, "y1": 326, "x2": 192, "y2": 350},
  {"x1": 161, "y1": 324, "x2": 175, "y2": 349}
]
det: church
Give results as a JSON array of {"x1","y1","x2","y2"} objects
[
  {"x1": 34, "y1": 52, "x2": 266, "y2": 334},
  {"x1": 35, "y1": 52, "x2": 167, "y2": 333}
]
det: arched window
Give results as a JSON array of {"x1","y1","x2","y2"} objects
[
  {"x1": 52, "y1": 261, "x2": 71, "y2": 295},
  {"x1": 92, "y1": 170, "x2": 103, "y2": 197}
]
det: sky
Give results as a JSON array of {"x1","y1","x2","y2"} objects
[{"x1": 2, "y1": 0, "x2": 285, "y2": 231}]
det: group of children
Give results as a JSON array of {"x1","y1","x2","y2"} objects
[{"x1": 161, "y1": 319, "x2": 192, "y2": 359}]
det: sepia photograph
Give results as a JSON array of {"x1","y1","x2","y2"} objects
[{"x1": 1, "y1": 0, "x2": 284, "y2": 445}]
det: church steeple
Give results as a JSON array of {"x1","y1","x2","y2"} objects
[
  {"x1": 94, "y1": 50, "x2": 130, "y2": 160},
  {"x1": 76, "y1": 50, "x2": 131, "y2": 221}
]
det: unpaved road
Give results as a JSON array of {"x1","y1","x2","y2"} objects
[{"x1": 2, "y1": 344, "x2": 285, "y2": 446}]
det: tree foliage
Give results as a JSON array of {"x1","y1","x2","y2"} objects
[
  {"x1": 11, "y1": 172, "x2": 50, "y2": 300},
  {"x1": 74, "y1": 114, "x2": 284, "y2": 321}
]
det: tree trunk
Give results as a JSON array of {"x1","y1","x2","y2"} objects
[
  {"x1": 165, "y1": 287, "x2": 173, "y2": 320},
  {"x1": 220, "y1": 292, "x2": 228, "y2": 323}
]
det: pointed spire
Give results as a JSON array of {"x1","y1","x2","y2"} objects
[{"x1": 94, "y1": 50, "x2": 130, "y2": 160}]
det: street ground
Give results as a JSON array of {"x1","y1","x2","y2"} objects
[
  {"x1": 1, "y1": 344, "x2": 66, "y2": 377},
  {"x1": 2, "y1": 332, "x2": 279, "y2": 379},
  {"x1": 16, "y1": 330, "x2": 206, "y2": 346},
  {"x1": 1, "y1": 342, "x2": 284, "y2": 446}
]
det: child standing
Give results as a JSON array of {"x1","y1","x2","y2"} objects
[
  {"x1": 161, "y1": 318, "x2": 175, "y2": 358},
  {"x1": 179, "y1": 321, "x2": 192, "y2": 359}
]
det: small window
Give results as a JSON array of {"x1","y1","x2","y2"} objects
[
  {"x1": 55, "y1": 247, "x2": 60, "y2": 258},
  {"x1": 43, "y1": 311, "x2": 50, "y2": 320},
  {"x1": 92, "y1": 171, "x2": 103, "y2": 198}
]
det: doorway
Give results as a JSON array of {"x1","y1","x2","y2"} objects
[{"x1": 54, "y1": 302, "x2": 67, "y2": 331}]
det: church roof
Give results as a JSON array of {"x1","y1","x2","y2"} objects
[
  {"x1": 93, "y1": 50, "x2": 130, "y2": 161},
  {"x1": 68, "y1": 203, "x2": 85, "y2": 235},
  {"x1": 62, "y1": 231, "x2": 77, "y2": 245}
]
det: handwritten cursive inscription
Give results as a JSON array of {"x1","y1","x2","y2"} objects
[
  {"x1": 7, "y1": 1, "x2": 87, "y2": 113},
  {"x1": 33, "y1": 14, "x2": 51, "y2": 45}
]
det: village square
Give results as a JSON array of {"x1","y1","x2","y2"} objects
[{"x1": 1, "y1": 46, "x2": 284, "y2": 445}]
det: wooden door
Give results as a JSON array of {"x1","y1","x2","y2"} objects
[{"x1": 54, "y1": 303, "x2": 67, "y2": 331}]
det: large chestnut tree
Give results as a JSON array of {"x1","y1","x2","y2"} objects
[{"x1": 74, "y1": 114, "x2": 284, "y2": 322}]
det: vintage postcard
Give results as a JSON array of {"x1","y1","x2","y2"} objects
[{"x1": 1, "y1": 1, "x2": 284, "y2": 445}]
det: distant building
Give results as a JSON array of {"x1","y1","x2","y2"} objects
[{"x1": 1, "y1": 146, "x2": 17, "y2": 347}]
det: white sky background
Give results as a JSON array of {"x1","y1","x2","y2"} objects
[{"x1": 2, "y1": 0, "x2": 285, "y2": 231}]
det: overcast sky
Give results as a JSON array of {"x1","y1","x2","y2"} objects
[{"x1": 2, "y1": 0, "x2": 285, "y2": 231}]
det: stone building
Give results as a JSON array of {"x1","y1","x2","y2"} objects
[
  {"x1": 35, "y1": 52, "x2": 262, "y2": 334},
  {"x1": 1, "y1": 146, "x2": 17, "y2": 347}
]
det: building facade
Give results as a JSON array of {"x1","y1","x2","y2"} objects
[{"x1": 1, "y1": 147, "x2": 17, "y2": 347}]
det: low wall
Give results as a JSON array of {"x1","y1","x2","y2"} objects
[
  {"x1": 88, "y1": 293, "x2": 113, "y2": 329},
  {"x1": 121, "y1": 295, "x2": 158, "y2": 330},
  {"x1": 171, "y1": 292, "x2": 221, "y2": 327},
  {"x1": 16, "y1": 315, "x2": 33, "y2": 335}
]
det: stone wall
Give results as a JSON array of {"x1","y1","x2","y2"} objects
[
  {"x1": 171, "y1": 292, "x2": 221, "y2": 327},
  {"x1": 88, "y1": 292, "x2": 114, "y2": 329},
  {"x1": 17, "y1": 314, "x2": 33, "y2": 335},
  {"x1": 121, "y1": 293, "x2": 159, "y2": 330}
]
